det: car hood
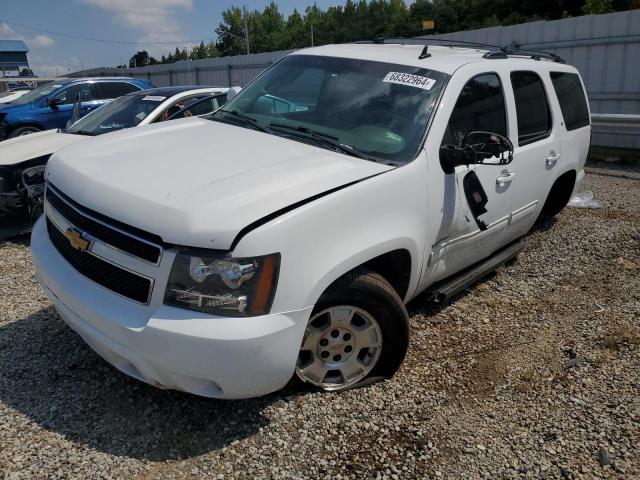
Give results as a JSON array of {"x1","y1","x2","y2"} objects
[
  {"x1": 0, "y1": 102, "x2": 32, "y2": 113},
  {"x1": 47, "y1": 118, "x2": 394, "y2": 249},
  {"x1": 0, "y1": 129, "x2": 84, "y2": 166}
]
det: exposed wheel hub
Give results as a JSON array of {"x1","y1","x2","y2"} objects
[{"x1": 317, "y1": 327, "x2": 356, "y2": 364}]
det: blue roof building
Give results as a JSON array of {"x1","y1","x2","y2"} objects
[{"x1": 0, "y1": 39, "x2": 30, "y2": 76}]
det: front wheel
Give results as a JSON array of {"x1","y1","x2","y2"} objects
[{"x1": 295, "y1": 270, "x2": 409, "y2": 391}]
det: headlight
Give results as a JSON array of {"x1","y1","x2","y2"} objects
[{"x1": 164, "y1": 250, "x2": 280, "y2": 316}]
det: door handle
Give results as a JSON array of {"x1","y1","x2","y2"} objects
[
  {"x1": 496, "y1": 171, "x2": 516, "y2": 184},
  {"x1": 546, "y1": 152, "x2": 560, "y2": 165}
]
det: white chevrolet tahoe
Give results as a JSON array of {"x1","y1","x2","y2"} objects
[{"x1": 31, "y1": 41, "x2": 591, "y2": 399}]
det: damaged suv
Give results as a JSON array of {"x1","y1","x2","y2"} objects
[{"x1": 32, "y1": 40, "x2": 590, "y2": 399}]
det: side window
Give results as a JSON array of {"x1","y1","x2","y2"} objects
[
  {"x1": 94, "y1": 82, "x2": 140, "y2": 100},
  {"x1": 442, "y1": 73, "x2": 507, "y2": 146},
  {"x1": 155, "y1": 96, "x2": 198, "y2": 122},
  {"x1": 550, "y1": 72, "x2": 590, "y2": 131},
  {"x1": 167, "y1": 95, "x2": 227, "y2": 120},
  {"x1": 50, "y1": 83, "x2": 93, "y2": 105},
  {"x1": 510, "y1": 71, "x2": 552, "y2": 145}
]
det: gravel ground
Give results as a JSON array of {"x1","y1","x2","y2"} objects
[{"x1": 1, "y1": 162, "x2": 639, "y2": 480}]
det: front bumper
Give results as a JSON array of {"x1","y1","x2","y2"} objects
[{"x1": 31, "y1": 217, "x2": 312, "y2": 399}]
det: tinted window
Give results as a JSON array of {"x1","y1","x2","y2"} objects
[
  {"x1": 94, "y1": 82, "x2": 141, "y2": 99},
  {"x1": 50, "y1": 83, "x2": 93, "y2": 105},
  {"x1": 511, "y1": 71, "x2": 552, "y2": 145},
  {"x1": 550, "y1": 72, "x2": 590, "y2": 131},
  {"x1": 442, "y1": 73, "x2": 507, "y2": 146},
  {"x1": 178, "y1": 94, "x2": 227, "y2": 118}
]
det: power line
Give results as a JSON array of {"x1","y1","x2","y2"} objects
[{"x1": 0, "y1": 18, "x2": 216, "y2": 46}]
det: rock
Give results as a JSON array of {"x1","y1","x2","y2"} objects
[{"x1": 598, "y1": 447, "x2": 611, "y2": 467}]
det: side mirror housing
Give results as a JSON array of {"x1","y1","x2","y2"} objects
[
  {"x1": 440, "y1": 131, "x2": 514, "y2": 174},
  {"x1": 439, "y1": 144, "x2": 470, "y2": 175},
  {"x1": 48, "y1": 97, "x2": 64, "y2": 109}
]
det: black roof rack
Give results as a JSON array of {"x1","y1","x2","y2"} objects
[
  {"x1": 356, "y1": 37, "x2": 565, "y2": 63},
  {"x1": 503, "y1": 46, "x2": 565, "y2": 63}
]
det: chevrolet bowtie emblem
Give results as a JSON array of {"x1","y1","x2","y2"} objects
[{"x1": 64, "y1": 228, "x2": 90, "y2": 252}]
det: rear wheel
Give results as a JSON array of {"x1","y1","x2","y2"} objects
[
  {"x1": 295, "y1": 270, "x2": 409, "y2": 391},
  {"x1": 9, "y1": 126, "x2": 42, "y2": 138}
]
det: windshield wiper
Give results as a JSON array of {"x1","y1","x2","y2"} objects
[
  {"x1": 68, "y1": 129, "x2": 97, "y2": 136},
  {"x1": 269, "y1": 123, "x2": 374, "y2": 161},
  {"x1": 214, "y1": 109, "x2": 273, "y2": 134}
]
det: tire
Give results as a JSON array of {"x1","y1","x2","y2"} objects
[
  {"x1": 539, "y1": 172, "x2": 576, "y2": 219},
  {"x1": 8, "y1": 126, "x2": 42, "y2": 138},
  {"x1": 295, "y1": 269, "x2": 409, "y2": 392}
]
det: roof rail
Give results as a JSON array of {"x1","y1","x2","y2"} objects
[
  {"x1": 356, "y1": 36, "x2": 565, "y2": 63},
  {"x1": 373, "y1": 36, "x2": 505, "y2": 51},
  {"x1": 504, "y1": 46, "x2": 565, "y2": 63}
]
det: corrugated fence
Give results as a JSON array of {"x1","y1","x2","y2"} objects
[{"x1": 70, "y1": 10, "x2": 640, "y2": 149}]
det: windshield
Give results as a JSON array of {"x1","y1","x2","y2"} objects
[
  {"x1": 216, "y1": 54, "x2": 447, "y2": 163},
  {"x1": 66, "y1": 93, "x2": 166, "y2": 135},
  {"x1": 11, "y1": 82, "x2": 64, "y2": 105}
]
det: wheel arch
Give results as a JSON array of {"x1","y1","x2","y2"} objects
[
  {"x1": 540, "y1": 168, "x2": 577, "y2": 218},
  {"x1": 7, "y1": 122, "x2": 45, "y2": 136},
  {"x1": 308, "y1": 245, "x2": 416, "y2": 307}
]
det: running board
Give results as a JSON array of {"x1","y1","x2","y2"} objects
[{"x1": 427, "y1": 238, "x2": 526, "y2": 303}]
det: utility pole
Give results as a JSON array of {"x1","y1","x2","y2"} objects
[
  {"x1": 243, "y1": 6, "x2": 250, "y2": 55},
  {"x1": 311, "y1": 23, "x2": 314, "y2": 47}
]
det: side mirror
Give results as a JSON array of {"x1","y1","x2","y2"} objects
[
  {"x1": 439, "y1": 131, "x2": 513, "y2": 175},
  {"x1": 463, "y1": 131, "x2": 513, "y2": 164},
  {"x1": 48, "y1": 97, "x2": 64, "y2": 109}
]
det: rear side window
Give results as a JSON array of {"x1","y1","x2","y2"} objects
[
  {"x1": 550, "y1": 72, "x2": 590, "y2": 131},
  {"x1": 441, "y1": 73, "x2": 507, "y2": 146},
  {"x1": 94, "y1": 82, "x2": 141, "y2": 99},
  {"x1": 510, "y1": 71, "x2": 552, "y2": 146}
]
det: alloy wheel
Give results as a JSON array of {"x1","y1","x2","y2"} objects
[{"x1": 296, "y1": 305, "x2": 383, "y2": 391}]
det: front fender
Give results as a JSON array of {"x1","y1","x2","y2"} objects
[{"x1": 233, "y1": 153, "x2": 430, "y2": 313}]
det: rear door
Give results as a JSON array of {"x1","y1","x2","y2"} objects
[
  {"x1": 503, "y1": 70, "x2": 562, "y2": 239},
  {"x1": 93, "y1": 81, "x2": 142, "y2": 111}
]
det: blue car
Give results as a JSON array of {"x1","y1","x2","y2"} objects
[{"x1": 0, "y1": 77, "x2": 153, "y2": 140}]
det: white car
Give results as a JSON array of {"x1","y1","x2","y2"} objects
[
  {"x1": 0, "y1": 86, "x2": 236, "y2": 236},
  {"x1": 32, "y1": 41, "x2": 591, "y2": 399},
  {"x1": 0, "y1": 89, "x2": 30, "y2": 104}
]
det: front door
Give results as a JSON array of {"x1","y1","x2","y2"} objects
[
  {"x1": 41, "y1": 83, "x2": 96, "y2": 129},
  {"x1": 431, "y1": 72, "x2": 514, "y2": 277}
]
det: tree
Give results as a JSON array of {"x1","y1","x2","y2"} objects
[
  {"x1": 216, "y1": 6, "x2": 247, "y2": 56},
  {"x1": 583, "y1": 0, "x2": 614, "y2": 13},
  {"x1": 129, "y1": 50, "x2": 151, "y2": 68},
  {"x1": 149, "y1": 0, "x2": 635, "y2": 62}
]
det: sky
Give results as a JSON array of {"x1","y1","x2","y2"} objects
[{"x1": 0, "y1": 0, "x2": 346, "y2": 77}]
